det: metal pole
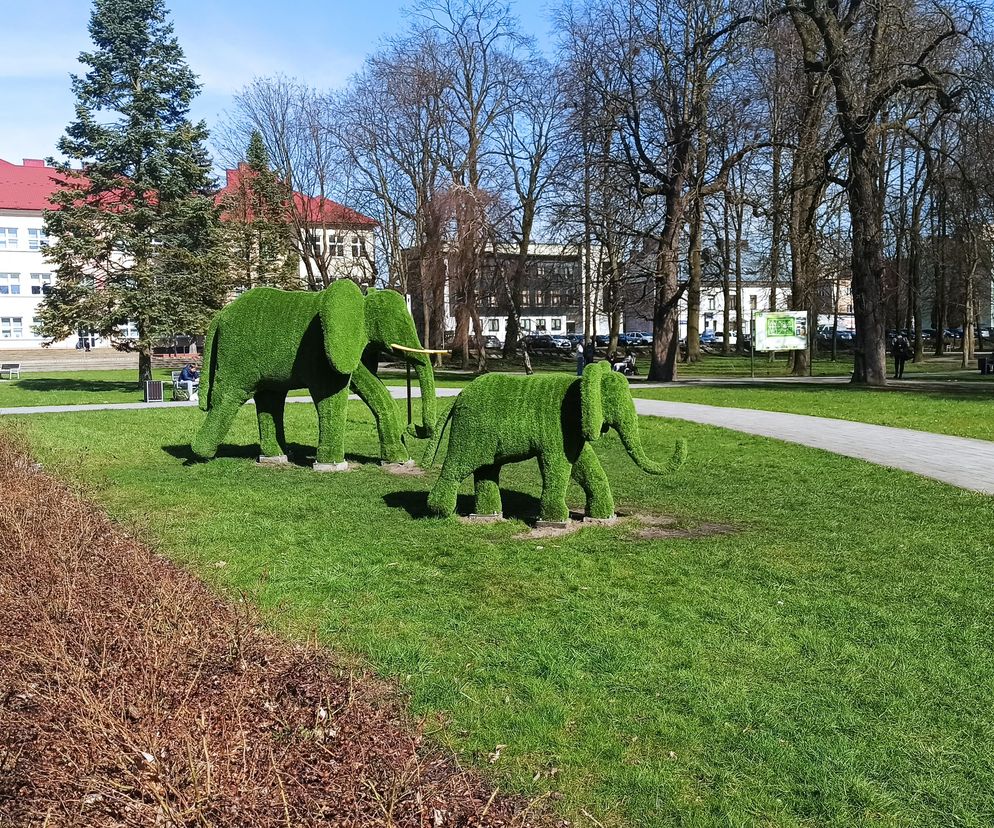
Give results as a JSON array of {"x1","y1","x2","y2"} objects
[
  {"x1": 808, "y1": 310, "x2": 813, "y2": 377},
  {"x1": 406, "y1": 361, "x2": 412, "y2": 426},
  {"x1": 750, "y1": 315, "x2": 755, "y2": 378}
]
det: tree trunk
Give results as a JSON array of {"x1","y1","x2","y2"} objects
[
  {"x1": 721, "y1": 194, "x2": 731, "y2": 356},
  {"x1": 138, "y1": 348, "x2": 152, "y2": 383},
  {"x1": 847, "y1": 152, "x2": 888, "y2": 385},
  {"x1": 685, "y1": 194, "x2": 703, "y2": 363},
  {"x1": 648, "y1": 199, "x2": 684, "y2": 382},
  {"x1": 769, "y1": 143, "x2": 782, "y2": 312}
]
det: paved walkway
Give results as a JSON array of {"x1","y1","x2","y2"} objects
[
  {"x1": 633, "y1": 398, "x2": 994, "y2": 494},
  {"x1": 3, "y1": 387, "x2": 993, "y2": 495}
]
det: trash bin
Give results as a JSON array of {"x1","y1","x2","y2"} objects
[
  {"x1": 143, "y1": 380, "x2": 164, "y2": 402},
  {"x1": 979, "y1": 357, "x2": 986, "y2": 375}
]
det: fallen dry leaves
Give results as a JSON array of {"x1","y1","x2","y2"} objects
[{"x1": 0, "y1": 434, "x2": 545, "y2": 827}]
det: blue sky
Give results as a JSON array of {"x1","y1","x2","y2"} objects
[{"x1": 0, "y1": 0, "x2": 557, "y2": 166}]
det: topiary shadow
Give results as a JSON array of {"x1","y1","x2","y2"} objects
[
  {"x1": 164, "y1": 442, "x2": 383, "y2": 468},
  {"x1": 16, "y1": 378, "x2": 141, "y2": 394},
  {"x1": 383, "y1": 488, "x2": 541, "y2": 520}
]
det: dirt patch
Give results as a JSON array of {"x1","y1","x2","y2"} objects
[
  {"x1": 0, "y1": 436, "x2": 543, "y2": 827},
  {"x1": 512, "y1": 512, "x2": 738, "y2": 542},
  {"x1": 381, "y1": 461, "x2": 425, "y2": 476},
  {"x1": 632, "y1": 515, "x2": 738, "y2": 540}
]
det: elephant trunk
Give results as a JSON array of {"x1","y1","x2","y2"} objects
[
  {"x1": 411, "y1": 356, "x2": 437, "y2": 438},
  {"x1": 616, "y1": 411, "x2": 687, "y2": 475}
]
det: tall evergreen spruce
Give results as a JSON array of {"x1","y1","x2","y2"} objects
[
  {"x1": 39, "y1": 0, "x2": 225, "y2": 381},
  {"x1": 222, "y1": 130, "x2": 300, "y2": 290}
]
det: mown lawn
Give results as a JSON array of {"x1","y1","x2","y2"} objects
[
  {"x1": 0, "y1": 369, "x2": 467, "y2": 407},
  {"x1": 633, "y1": 384, "x2": 994, "y2": 442},
  {"x1": 8, "y1": 400, "x2": 994, "y2": 826}
]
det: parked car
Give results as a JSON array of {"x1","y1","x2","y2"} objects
[
  {"x1": 623, "y1": 331, "x2": 652, "y2": 346},
  {"x1": 700, "y1": 330, "x2": 717, "y2": 344},
  {"x1": 520, "y1": 334, "x2": 573, "y2": 353}
]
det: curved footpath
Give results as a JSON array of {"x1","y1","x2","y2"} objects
[{"x1": 2, "y1": 386, "x2": 993, "y2": 495}]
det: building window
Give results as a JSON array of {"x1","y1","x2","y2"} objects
[
  {"x1": 535, "y1": 319, "x2": 547, "y2": 331},
  {"x1": 521, "y1": 318, "x2": 532, "y2": 331},
  {"x1": 487, "y1": 318, "x2": 499, "y2": 332},
  {"x1": 749, "y1": 295, "x2": 758, "y2": 311},
  {"x1": 534, "y1": 289, "x2": 544, "y2": 306},
  {"x1": 707, "y1": 296, "x2": 716, "y2": 311},
  {"x1": 29, "y1": 273, "x2": 53, "y2": 295},
  {"x1": 307, "y1": 232, "x2": 322, "y2": 254},
  {"x1": 551, "y1": 318, "x2": 562, "y2": 331},
  {"x1": 0, "y1": 273, "x2": 20, "y2": 295},
  {"x1": 0, "y1": 228, "x2": 17, "y2": 250},
  {"x1": 329, "y1": 233, "x2": 346, "y2": 257},
  {"x1": 1, "y1": 317, "x2": 23, "y2": 338},
  {"x1": 351, "y1": 235, "x2": 365, "y2": 258},
  {"x1": 519, "y1": 289, "x2": 529, "y2": 307},
  {"x1": 27, "y1": 228, "x2": 48, "y2": 250},
  {"x1": 549, "y1": 290, "x2": 561, "y2": 307}
]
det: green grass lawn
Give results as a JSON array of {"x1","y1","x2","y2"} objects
[
  {"x1": 0, "y1": 369, "x2": 468, "y2": 408},
  {"x1": 7, "y1": 401, "x2": 994, "y2": 826},
  {"x1": 633, "y1": 384, "x2": 994, "y2": 442}
]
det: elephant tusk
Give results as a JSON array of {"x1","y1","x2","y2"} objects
[{"x1": 389, "y1": 343, "x2": 448, "y2": 355}]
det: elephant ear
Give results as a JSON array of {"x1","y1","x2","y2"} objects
[
  {"x1": 319, "y1": 280, "x2": 368, "y2": 374},
  {"x1": 581, "y1": 361, "x2": 609, "y2": 441}
]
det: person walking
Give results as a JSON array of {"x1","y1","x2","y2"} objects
[
  {"x1": 891, "y1": 334, "x2": 912, "y2": 379},
  {"x1": 583, "y1": 337, "x2": 595, "y2": 367}
]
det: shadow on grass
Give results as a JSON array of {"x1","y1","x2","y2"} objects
[
  {"x1": 16, "y1": 378, "x2": 140, "y2": 394},
  {"x1": 383, "y1": 487, "x2": 541, "y2": 520},
  {"x1": 163, "y1": 442, "x2": 385, "y2": 468}
]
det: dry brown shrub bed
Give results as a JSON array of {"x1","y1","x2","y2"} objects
[{"x1": 0, "y1": 435, "x2": 539, "y2": 827}]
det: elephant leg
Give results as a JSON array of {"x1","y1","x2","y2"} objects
[
  {"x1": 350, "y1": 362, "x2": 408, "y2": 464},
  {"x1": 192, "y1": 392, "x2": 249, "y2": 459},
  {"x1": 255, "y1": 388, "x2": 288, "y2": 461},
  {"x1": 427, "y1": 472, "x2": 462, "y2": 517},
  {"x1": 537, "y1": 453, "x2": 571, "y2": 523},
  {"x1": 312, "y1": 381, "x2": 351, "y2": 469},
  {"x1": 473, "y1": 464, "x2": 503, "y2": 516},
  {"x1": 572, "y1": 443, "x2": 615, "y2": 519}
]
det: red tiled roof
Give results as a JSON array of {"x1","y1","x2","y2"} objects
[
  {"x1": 0, "y1": 158, "x2": 377, "y2": 229},
  {"x1": 218, "y1": 163, "x2": 377, "y2": 228},
  {"x1": 0, "y1": 158, "x2": 71, "y2": 211}
]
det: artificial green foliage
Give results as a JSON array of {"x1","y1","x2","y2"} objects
[
  {"x1": 427, "y1": 361, "x2": 687, "y2": 522},
  {"x1": 192, "y1": 282, "x2": 436, "y2": 467},
  {"x1": 39, "y1": 0, "x2": 227, "y2": 382}
]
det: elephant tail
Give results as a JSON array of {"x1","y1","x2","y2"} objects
[
  {"x1": 422, "y1": 402, "x2": 456, "y2": 468},
  {"x1": 198, "y1": 315, "x2": 220, "y2": 412},
  {"x1": 667, "y1": 438, "x2": 688, "y2": 471}
]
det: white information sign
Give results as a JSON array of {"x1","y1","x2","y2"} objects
[{"x1": 754, "y1": 311, "x2": 808, "y2": 352}]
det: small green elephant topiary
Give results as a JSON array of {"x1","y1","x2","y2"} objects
[
  {"x1": 191, "y1": 281, "x2": 437, "y2": 469},
  {"x1": 426, "y1": 361, "x2": 687, "y2": 522}
]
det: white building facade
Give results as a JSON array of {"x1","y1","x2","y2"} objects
[
  {"x1": 0, "y1": 159, "x2": 68, "y2": 349},
  {"x1": 0, "y1": 158, "x2": 380, "y2": 350}
]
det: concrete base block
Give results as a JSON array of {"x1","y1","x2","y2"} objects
[
  {"x1": 380, "y1": 459, "x2": 421, "y2": 475},
  {"x1": 313, "y1": 461, "x2": 349, "y2": 473},
  {"x1": 466, "y1": 513, "x2": 503, "y2": 523},
  {"x1": 535, "y1": 520, "x2": 570, "y2": 530},
  {"x1": 583, "y1": 515, "x2": 618, "y2": 525},
  {"x1": 257, "y1": 454, "x2": 289, "y2": 466}
]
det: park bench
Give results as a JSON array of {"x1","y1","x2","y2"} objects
[
  {"x1": 0, "y1": 363, "x2": 21, "y2": 380},
  {"x1": 171, "y1": 370, "x2": 199, "y2": 401}
]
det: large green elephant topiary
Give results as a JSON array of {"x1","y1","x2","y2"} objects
[
  {"x1": 426, "y1": 361, "x2": 686, "y2": 522},
  {"x1": 191, "y1": 281, "x2": 437, "y2": 470}
]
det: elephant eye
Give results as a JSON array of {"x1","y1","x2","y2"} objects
[{"x1": 601, "y1": 423, "x2": 610, "y2": 434}]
